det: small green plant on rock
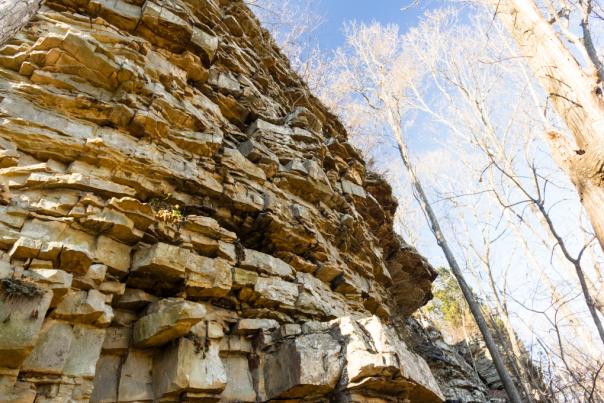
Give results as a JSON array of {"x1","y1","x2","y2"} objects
[
  {"x1": 155, "y1": 205, "x2": 183, "y2": 224},
  {"x1": 149, "y1": 194, "x2": 185, "y2": 224}
]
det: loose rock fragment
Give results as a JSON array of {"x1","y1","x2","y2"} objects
[{"x1": 132, "y1": 299, "x2": 206, "y2": 348}]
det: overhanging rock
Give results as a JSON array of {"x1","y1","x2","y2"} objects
[{"x1": 0, "y1": 0, "x2": 443, "y2": 401}]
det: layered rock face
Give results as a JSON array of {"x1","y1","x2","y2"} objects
[
  {"x1": 406, "y1": 319, "x2": 507, "y2": 403},
  {"x1": 0, "y1": 0, "x2": 443, "y2": 401}
]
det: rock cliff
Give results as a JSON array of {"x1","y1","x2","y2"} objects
[
  {"x1": 405, "y1": 318, "x2": 508, "y2": 403},
  {"x1": 0, "y1": 0, "x2": 445, "y2": 401}
]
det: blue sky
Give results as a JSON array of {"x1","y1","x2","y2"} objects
[
  {"x1": 307, "y1": 0, "x2": 448, "y2": 156},
  {"x1": 254, "y1": 0, "x2": 604, "y2": 358},
  {"x1": 312, "y1": 0, "x2": 444, "y2": 50}
]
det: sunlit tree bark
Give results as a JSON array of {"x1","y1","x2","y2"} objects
[{"x1": 490, "y1": 0, "x2": 604, "y2": 255}]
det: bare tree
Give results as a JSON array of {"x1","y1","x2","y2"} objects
[
  {"x1": 487, "y1": 0, "x2": 604, "y2": 255},
  {"x1": 454, "y1": 203, "x2": 540, "y2": 401},
  {"x1": 399, "y1": 6, "x2": 604, "y2": 347},
  {"x1": 396, "y1": 101, "x2": 525, "y2": 403},
  {"x1": 403, "y1": 7, "x2": 604, "y2": 398},
  {"x1": 324, "y1": 22, "x2": 524, "y2": 403}
]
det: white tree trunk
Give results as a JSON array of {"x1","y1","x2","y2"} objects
[
  {"x1": 492, "y1": 0, "x2": 604, "y2": 252},
  {"x1": 0, "y1": 0, "x2": 42, "y2": 47},
  {"x1": 389, "y1": 126, "x2": 524, "y2": 403}
]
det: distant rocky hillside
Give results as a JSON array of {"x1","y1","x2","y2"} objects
[{"x1": 405, "y1": 317, "x2": 510, "y2": 403}]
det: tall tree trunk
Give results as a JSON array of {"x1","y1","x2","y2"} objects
[
  {"x1": 389, "y1": 125, "x2": 524, "y2": 403},
  {"x1": 491, "y1": 0, "x2": 604, "y2": 253},
  {"x1": 486, "y1": 311, "x2": 533, "y2": 400},
  {"x1": 484, "y1": 267, "x2": 535, "y2": 401},
  {"x1": 0, "y1": 0, "x2": 42, "y2": 47}
]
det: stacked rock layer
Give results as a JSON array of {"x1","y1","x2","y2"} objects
[{"x1": 0, "y1": 0, "x2": 444, "y2": 401}]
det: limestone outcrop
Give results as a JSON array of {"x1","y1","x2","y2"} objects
[
  {"x1": 405, "y1": 318, "x2": 499, "y2": 402},
  {"x1": 0, "y1": 0, "x2": 444, "y2": 401}
]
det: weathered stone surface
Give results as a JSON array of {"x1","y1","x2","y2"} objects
[
  {"x1": 12, "y1": 219, "x2": 99, "y2": 274},
  {"x1": 131, "y1": 242, "x2": 187, "y2": 279},
  {"x1": 153, "y1": 337, "x2": 227, "y2": 398},
  {"x1": 221, "y1": 355, "x2": 256, "y2": 402},
  {"x1": 132, "y1": 298, "x2": 206, "y2": 347},
  {"x1": 261, "y1": 332, "x2": 342, "y2": 399},
  {"x1": 191, "y1": 27, "x2": 219, "y2": 64},
  {"x1": 235, "y1": 318, "x2": 279, "y2": 335},
  {"x1": 101, "y1": 326, "x2": 131, "y2": 354},
  {"x1": 185, "y1": 257, "x2": 232, "y2": 298},
  {"x1": 21, "y1": 320, "x2": 105, "y2": 380},
  {"x1": 253, "y1": 276, "x2": 299, "y2": 308},
  {"x1": 296, "y1": 272, "x2": 349, "y2": 319},
  {"x1": 238, "y1": 139, "x2": 280, "y2": 178},
  {"x1": 88, "y1": 0, "x2": 142, "y2": 31},
  {"x1": 81, "y1": 208, "x2": 141, "y2": 244},
  {"x1": 0, "y1": 285, "x2": 52, "y2": 368},
  {"x1": 98, "y1": 280, "x2": 126, "y2": 296},
  {"x1": 24, "y1": 173, "x2": 136, "y2": 198},
  {"x1": 218, "y1": 335, "x2": 250, "y2": 353},
  {"x1": 90, "y1": 355, "x2": 121, "y2": 403},
  {"x1": 72, "y1": 264, "x2": 107, "y2": 290},
  {"x1": 182, "y1": 215, "x2": 236, "y2": 242},
  {"x1": 341, "y1": 179, "x2": 367, "y2": 199},
  {"x1": 95, "y1": 236, "x2": 132, "y2": 275},
  {"x1": 27, "y1": 268, "x2": 72, "y2": 306},
  {"x1": 240, "y1": 249, "x2": 294, "y2": 280},
  {"x1": 114, "y1": 288, "x2": 157, "y2": 310},
  {"x1": 117, "y1": 349, "x2": 154, "y2": 401},
  {"x1": 51, "y1": 289, "x2": 108, "y2": 324},
  {"x1": 405, "y1": 317, "x2": 503, "y2": 402},
  {"x1": 232, "y1": 267, "x2": 258, "y2": 288},
  {"x1": 254, "y1": 316, "x2": 445, "y2": 401},
  {"x1": 1, "y1": 381, "x2": 36, "y2": 403},
  {"x1": 130, "y1": 242, "x2": 230, "y2": 296},
  {"x1": 107, "y1": 197, "x2": 154, "y2": 230},
  {"x1": 63, "y1": 324, "x2": 106, "y2": 377},
  {"x1": 221, "y1": 147, "x2": 266, "y2": 182},
  {"x1": 21, "y1": 320, "x2": 74, "y2": 374},
  {"x1": 335, "y1": 316, "x2": 442, "y2": 400}
]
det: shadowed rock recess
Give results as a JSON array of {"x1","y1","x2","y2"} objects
[{"x1": 0, "y1": 0, "x2": 445, "y2": 401}]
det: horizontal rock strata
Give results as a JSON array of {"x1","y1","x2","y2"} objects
[{"x1": 0, "y1": 0, "x2": 443, "y2": 401}]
